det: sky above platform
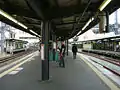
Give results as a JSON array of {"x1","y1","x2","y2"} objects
[{"x1": 109, "y1": 8, "x2": 120, "y2": 24}]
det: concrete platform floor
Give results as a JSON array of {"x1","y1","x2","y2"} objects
[{"x1": 0, "y1": 52, "x2": 110, "y2": 90}]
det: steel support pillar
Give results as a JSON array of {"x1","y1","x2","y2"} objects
[
  {"x1": 106, "y1": 11, "x2": 109, "y2": 32},
  {"x1": 41, "y1": 21, "x2": 49, "y2": 81},
  {"x1": 99, "y1": 12, "x2": 106, "y2": 33}
]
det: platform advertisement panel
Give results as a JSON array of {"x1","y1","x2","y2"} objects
[
  {"x1": 41, "y1": 44, "x2": 44, "y2": 60},
  {"x1": 53, "y1": 42, "x2": 56, "y2": 49}
]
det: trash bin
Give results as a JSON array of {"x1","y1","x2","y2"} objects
[
  {"x1": 49, "y1": 50, "x2": 53, "y2": 61},
  {"x1": 49, "y1": 50, "x2": 60, "y2": 61}
]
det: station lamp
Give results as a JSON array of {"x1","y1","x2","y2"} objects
[{"x1": 0, "y1": 8, "x2": 28, "y2": 29}]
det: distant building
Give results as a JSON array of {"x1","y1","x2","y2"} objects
[{"x1": 0, "y1": 21, "x2": 39, "y2": 53}]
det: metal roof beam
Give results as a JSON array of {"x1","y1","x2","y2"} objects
[{"x1": 25, "y1": 0, "x2": 45, "y2": 20}]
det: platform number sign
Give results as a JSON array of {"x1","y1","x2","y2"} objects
[{"x1": 41, "y1": 44, "x2": 44, "y2": 60}]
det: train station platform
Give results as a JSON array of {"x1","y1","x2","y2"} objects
[{"x1": 0, "y1": 51, "x2": 119, "y2": 90}]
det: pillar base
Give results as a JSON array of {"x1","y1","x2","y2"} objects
[{"x1": 38, "y1": 76, "x2": 52, "y2": 83}]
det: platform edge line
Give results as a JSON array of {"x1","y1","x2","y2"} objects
[
  {"x1": 79, "y1": 54, "x2": 120, "y2": 90},
  {"x1": 0, "y1": 51, "x2": 37, "y2": 78}
]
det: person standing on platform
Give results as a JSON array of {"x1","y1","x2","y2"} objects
[
  {"x1": 72, "y1": 43, "x2": 77, "y2": 59},
  {"x1": 61, "y1": 42, "x2": 66, "y2": 57},
  {"x1": 59, "y1": 42, "x2": 66, "y2": 68}
]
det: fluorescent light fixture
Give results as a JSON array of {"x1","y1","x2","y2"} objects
[
  {"x1": 0, "y1": 8, "x2": 28, "y2": 29},
  {"x1": 77, "y1": 17, "x2": 94, "y2": 36},
  {"x1": 77, "y1": 31, "x2": 81, "y2": 35},
  {"x1": 36, "y1": 34, "x2": 41, "y2": 37},
  {"x1": 82, "y1": 20, "x2": 90, "y2": 30},
  {"x1": 91, "y1": 17, "x2": 94, "y2": 21},
  {"x1": 38, "y1": 35, "x2": 41, "y2": 38},
  {"x1": 82, "y1": 17, "x2": 94, "y2": 30},
  {"x1": 0, "y1": 9, "x2": 17, "y2": 23},
  {"x1": 30, "y1": 29, "x2": 41, "y2": 37},
  {"x1": 30, "y1": 29, "x2": 38, "y2": 36},
  {"x1": 38, "y1": 35, "x2": 41, "y2": 37},
  {"x1": 99, "y1": 0, "x2": 112, "y2": 11},
  {"x1": 17, "y1": 22, "x2": 27, "y2": 29}
]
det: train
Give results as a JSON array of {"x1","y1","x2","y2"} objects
[
  {"x1": 4, "y1": 39, "x2": 29, "y2": 53},
  {"x1": 75, "y1": 35, "x2": 120, "y2": 52}
]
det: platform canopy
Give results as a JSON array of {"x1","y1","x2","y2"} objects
[{"x1": 0, "y1": 0, "x2": 119, "y2": 40}]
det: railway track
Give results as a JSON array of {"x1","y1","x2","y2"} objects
[
  {"x1": 79, "y1": 51, "x2": 120, "y2": 76},
  {"x1": 0, "y1": 49, "x2": 36, "y2": 64},
  {"x1": 79, "y1": 51, "x2": 120, "y2": 66},
  {"x1": 89, "y1": 57, "x2": 120, "y2": 77}
]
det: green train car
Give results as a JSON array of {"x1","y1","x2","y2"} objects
[{"x1": 5, "y1": 39, "x2": 28, "y2": 53}]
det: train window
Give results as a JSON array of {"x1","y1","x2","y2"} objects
[{"x1": 87, "y1": 41, "x2": 91, "y2": 44}]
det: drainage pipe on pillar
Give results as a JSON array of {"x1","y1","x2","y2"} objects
[
  {"x1": 106, "y1": 11, "x2": 109, "y2": 32},
  {"x1": 99, "y1": 11, "x2": 106, "y2": 33}
]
